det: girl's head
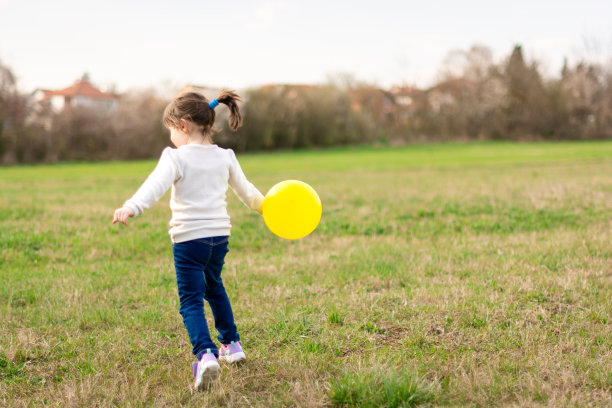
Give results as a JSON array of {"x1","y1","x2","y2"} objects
[{"x1": 163, "y1": 90, "x2": 243, "y2": 145}]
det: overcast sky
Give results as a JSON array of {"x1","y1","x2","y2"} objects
[{"x1": 1, "y1": 0, "x2": 610, "y2": 93}]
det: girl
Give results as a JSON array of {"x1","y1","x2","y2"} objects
[{"x1": 112, "y1": 90, "x2": 264, "y2": 390}]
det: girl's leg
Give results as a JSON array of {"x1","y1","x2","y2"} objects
[
  {"x1": 173, "y1": 240, "x2": 218, "y2": 358},
  {"x1": 202, "y1": 237, "x2": 240, "y2": 345}
]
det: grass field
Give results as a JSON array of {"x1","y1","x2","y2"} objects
[{"x1": 1, "y1": 141, "x2": 611, "y2": 407}]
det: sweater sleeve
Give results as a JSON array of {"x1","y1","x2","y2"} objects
[
  {"x1": 228, "y1": 149, "x2": 265, "y2": 214},
  {"x1": 123, "y1": 147, "x2": 180, "y2": 216}
]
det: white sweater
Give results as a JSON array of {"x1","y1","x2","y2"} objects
[{"x1": 123, "y1": 144, "x2": 264, "y2": 243}]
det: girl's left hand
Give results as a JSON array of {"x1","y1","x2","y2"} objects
[{"x1": 112, "y1": 207, "x2": 135, "y2": 225}]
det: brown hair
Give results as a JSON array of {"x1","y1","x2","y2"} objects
[{"x1": 162, "y1": 89, "x2": 243, "y2": 134}]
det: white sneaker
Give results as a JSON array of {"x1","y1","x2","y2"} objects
[
  {"x1": 218, "y1": 341, "x2": 246, "y2": 364},
  {"x1": 193, "y1": 349, "x2": 220, "y2": 390}
]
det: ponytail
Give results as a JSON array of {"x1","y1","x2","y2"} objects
[
  {"x1": 216, "y1": 89, "x2": 243, "y2": 131},
  {"x1": 163, "y1": 89, "x2": 243, "y2": 134}
]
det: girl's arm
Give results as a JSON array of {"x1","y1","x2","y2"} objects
[
  {"x1": 228, "y1": 150, "x2": 265, "y2": 214},
  {"x1": 113, "y1": 148, "x2": 180, "y2": 224}
]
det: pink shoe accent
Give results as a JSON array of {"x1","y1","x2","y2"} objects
[
  {"x1": 193, "y1": 349, "x2": 220, "y2": 390},
  {"x1": 219, "y1": 341, "x2": 246, "y2": 363}
]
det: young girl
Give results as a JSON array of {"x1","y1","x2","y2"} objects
[{"x1": 112, "y1": 90, "x2": 264, "y2": 390}]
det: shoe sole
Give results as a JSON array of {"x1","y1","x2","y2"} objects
[
  {"x1": 194, "y1": 361, "x2": 220, "y2": 390},
  {"x1": 219, "y1": 351, "x2": 246, "y2": 364}
]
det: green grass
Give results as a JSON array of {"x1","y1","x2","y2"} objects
[
  {"x1": 329, "y1": 370, "x2": 434, "y2": 407},
  {"x1": 1, "y1": 141, "x2": 611, "y2": 407}
]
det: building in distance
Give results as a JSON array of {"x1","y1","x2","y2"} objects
[{"x1": 34, "y1": 77, "x2": 119, "y2": 112}]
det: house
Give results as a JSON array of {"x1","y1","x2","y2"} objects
[
  {"x1": 348, "y1": 87, "x2": 397, "y2": 124},
  {"x1": 389, "y1": 85, "x2": 424, "y2": 108},
  {"x1": 425, "y1": 78, "x2": 475, "y2": 112},
  {"x1": 34, "y1": 78, "x2": 119, "y2": 112}
]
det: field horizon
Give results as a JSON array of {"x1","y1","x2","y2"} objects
[{"x1": 1, "y1": 141, "x2": 611, "y2": 407}]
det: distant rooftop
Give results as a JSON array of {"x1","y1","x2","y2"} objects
[{"x1": 40, "y1": 79, "x2": 118, "y2": 101}]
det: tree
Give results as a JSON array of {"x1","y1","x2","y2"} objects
[
  {"x1": 430, "y1": 45, "x2": 505, "y2": 139},
  {"x1": 0, "y1": 60, "x2": 32, "y2": 163},
  {"x1": 232, "y1": 85, "x2": 374, "y2": 151},
  {"x1": 503, "y1": 45, "x2": 548, "y2": 138},
  {"x1": 561, "y1": 62, "x2": 610, "y2": 138}
]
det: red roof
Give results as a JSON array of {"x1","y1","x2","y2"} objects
[{"x1": 42, "y1": 80, "x2": 117, "y2": 100}]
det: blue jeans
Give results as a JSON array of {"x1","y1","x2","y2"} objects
[{"x1": 172, "y1": 236, "x2": 239, "y2": 360}]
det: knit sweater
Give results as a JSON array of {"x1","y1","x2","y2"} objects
[{"x1": 123, "y1": 144, "x2": 264, "y2": 243}]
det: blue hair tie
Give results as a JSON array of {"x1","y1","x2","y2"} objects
[{"x1": 209, "y1": 99, "x2": 219, "y2": 109}]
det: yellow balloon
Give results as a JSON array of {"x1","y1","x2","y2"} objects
[{"x1": 262, "y1": 180, "x2": 322, "y2": 240}]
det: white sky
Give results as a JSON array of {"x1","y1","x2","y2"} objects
[{"x1": 1, "y1": 0, "x2": 611, "y2": 93}]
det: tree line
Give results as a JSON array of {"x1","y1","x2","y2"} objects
[{"x1": 1, "y1": 45, "x2": 611, "y2": 164}]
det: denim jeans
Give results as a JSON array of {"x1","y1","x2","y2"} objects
[{"x1": 172, "y1": 236, "x2": 239, "y2": 359}]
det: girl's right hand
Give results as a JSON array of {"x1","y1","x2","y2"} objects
[{"x1": 112, "y1": 207, "x2": 135, "y2": 226}]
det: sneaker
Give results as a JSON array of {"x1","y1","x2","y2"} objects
[
  {"x1": 218, "y1": 341, "x2": 246, "y2": 363},
  {"x1": 193, "y1": 349, "x2": 220, "y2": 390}
]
